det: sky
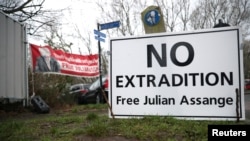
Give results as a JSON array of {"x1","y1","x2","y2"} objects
[
  {"x1": 30, "y1": 0, "x2": 102, "y2": 55},
  {"x1": 29, "y1": 0, "x2": 157, "y2": 55},
  {"x1": 28, "y1": 0, "x2": 209, "y2": 55}
]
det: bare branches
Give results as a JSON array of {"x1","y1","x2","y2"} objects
[
  {"x1": 2, "y1": 0, "x2": 33, "y2": 14},
  {"x1": 44, "y1": 25, "x2": 73, "y2": 53},
  {"x1": 179, "y1": 0, "x2": 190, "y2": 31},
  {"x1": 0, "y1": 0, "x2": 65, "y2": 37},
  {"x1": 96, "y1": 0, "x2": 147, "y2": 36},
  {"x1": 189, "y1": 0, "x2": 250, "y2": 38},
  {"x1": 73, "y1": 25, "x2": 92, "y2": 55},
  {"x1": 155, "y1": 0, "x2": 191, "y2": 32},
  {"x1": 1, "y1": 0, "x2": 45, "y2": 23}
]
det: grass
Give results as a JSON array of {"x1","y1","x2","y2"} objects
[{"x1": 0, "y1": 104, "x2": 247, "y2": 141}]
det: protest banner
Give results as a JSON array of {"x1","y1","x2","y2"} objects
[{"x1": 30, "y1": 44, "x2": 99, "y2": 77}]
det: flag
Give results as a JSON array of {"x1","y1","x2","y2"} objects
[{"x1": 30, "y1": 44, "x2": 99, "y2": 77}]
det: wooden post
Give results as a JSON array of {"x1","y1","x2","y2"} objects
[
  {"x1": 235, "y1": 88, "x2": 240, "y2": 122},
  {"x1": 101, "y1": 89, "x2": 114, "y2": 119}
]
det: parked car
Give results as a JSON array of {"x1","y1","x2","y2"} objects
[
  {"x1": 77, "y1": 75, "x2": 109, "y2": 104},
  {"x1": 68, "y1": 83, "x2": 90, "y2": 101},
  {"x1": 69, "y1": 83, "x2": 90, "y2": 94},
  {"x1": 245, "y1": 80, "x2": 250, "y2": 90}
]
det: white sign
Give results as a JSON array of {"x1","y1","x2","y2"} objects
[{"x1": 109, "y1": 27, "x2": 245, "y2": 120}]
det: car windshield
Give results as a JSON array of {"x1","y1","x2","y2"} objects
[{"x1": 89, "y1": 76, "x2": 107, "y2": 91}]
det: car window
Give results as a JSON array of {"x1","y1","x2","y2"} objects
[
  {"x1": 70, "y1": 84, "x2": 89, "y2": 92},
  {"x1": 83, "y1": 84, "x2": 90, "y2": 89},
  {"x1": 89, "y1": 76, "x2": 107, "y2": 91},
  {"x1": 89, "y1": 79, "x2": 100, "y2": 90},
  {"x1": 73, "y1": 86, "x2": 80, "y2": 91}
]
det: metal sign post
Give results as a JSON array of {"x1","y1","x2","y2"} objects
[
  {"x1": 94, "y1": 21, "x2": 120, "y2": 90},
  {"x1": 94, "y1": 21, "x2": 120, "y2": 119},
  {"x1": 96, "y1": 23, "x2": 103, "y2": 93}
]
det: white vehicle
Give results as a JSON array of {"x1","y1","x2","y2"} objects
[{"x1": 69, "y1": 84, "x2": 90, "y2": 95}]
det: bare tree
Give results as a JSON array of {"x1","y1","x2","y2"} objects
[
  {"x1": 96, "y1": 0, "x2": 147, "y2": 36},
  {"x1": 0, "y1": 0, "x2": 44, "y2": 22},
  {"x1": 155, "y1": 0, "x2": 182, "y2": 32},
  {"x1": 96, "y1": 0, "x2": 192, "y2": 34},
  {"x1": 73, "y1": 25, "x2": 93, "y2": 55},
  {"x1": 43, "y1": 25, "x2": 73, "y2": 53},
  {"x1": 179, "y1": 0, "x2": 191, "y2": 31},
  {"x1": 95, "y1": 0, "x2": 149, "y2": 75},
  {"x1": 0, "y1": 0, "x2": 65, "y2": 36},
  {"x1": 190, "y1": 0, "x2": 250, "y2": 37},
  {"x1": 189, "y1": 0, "x2": 212, "y2": 29},
  {"x1": 224, "y1": 0, "x2": 250, "y2": 26},
  {"x1": 208, "y1": 0, "x2": 228, "y2": 25}
]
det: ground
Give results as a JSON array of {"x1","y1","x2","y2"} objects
[{"x1": 0, "y1": 103, "x2": 141, "y2": 141}]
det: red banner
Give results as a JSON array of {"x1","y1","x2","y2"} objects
[{"x1": 30, "y1": 44, "x2": 99, "y2": 77}]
